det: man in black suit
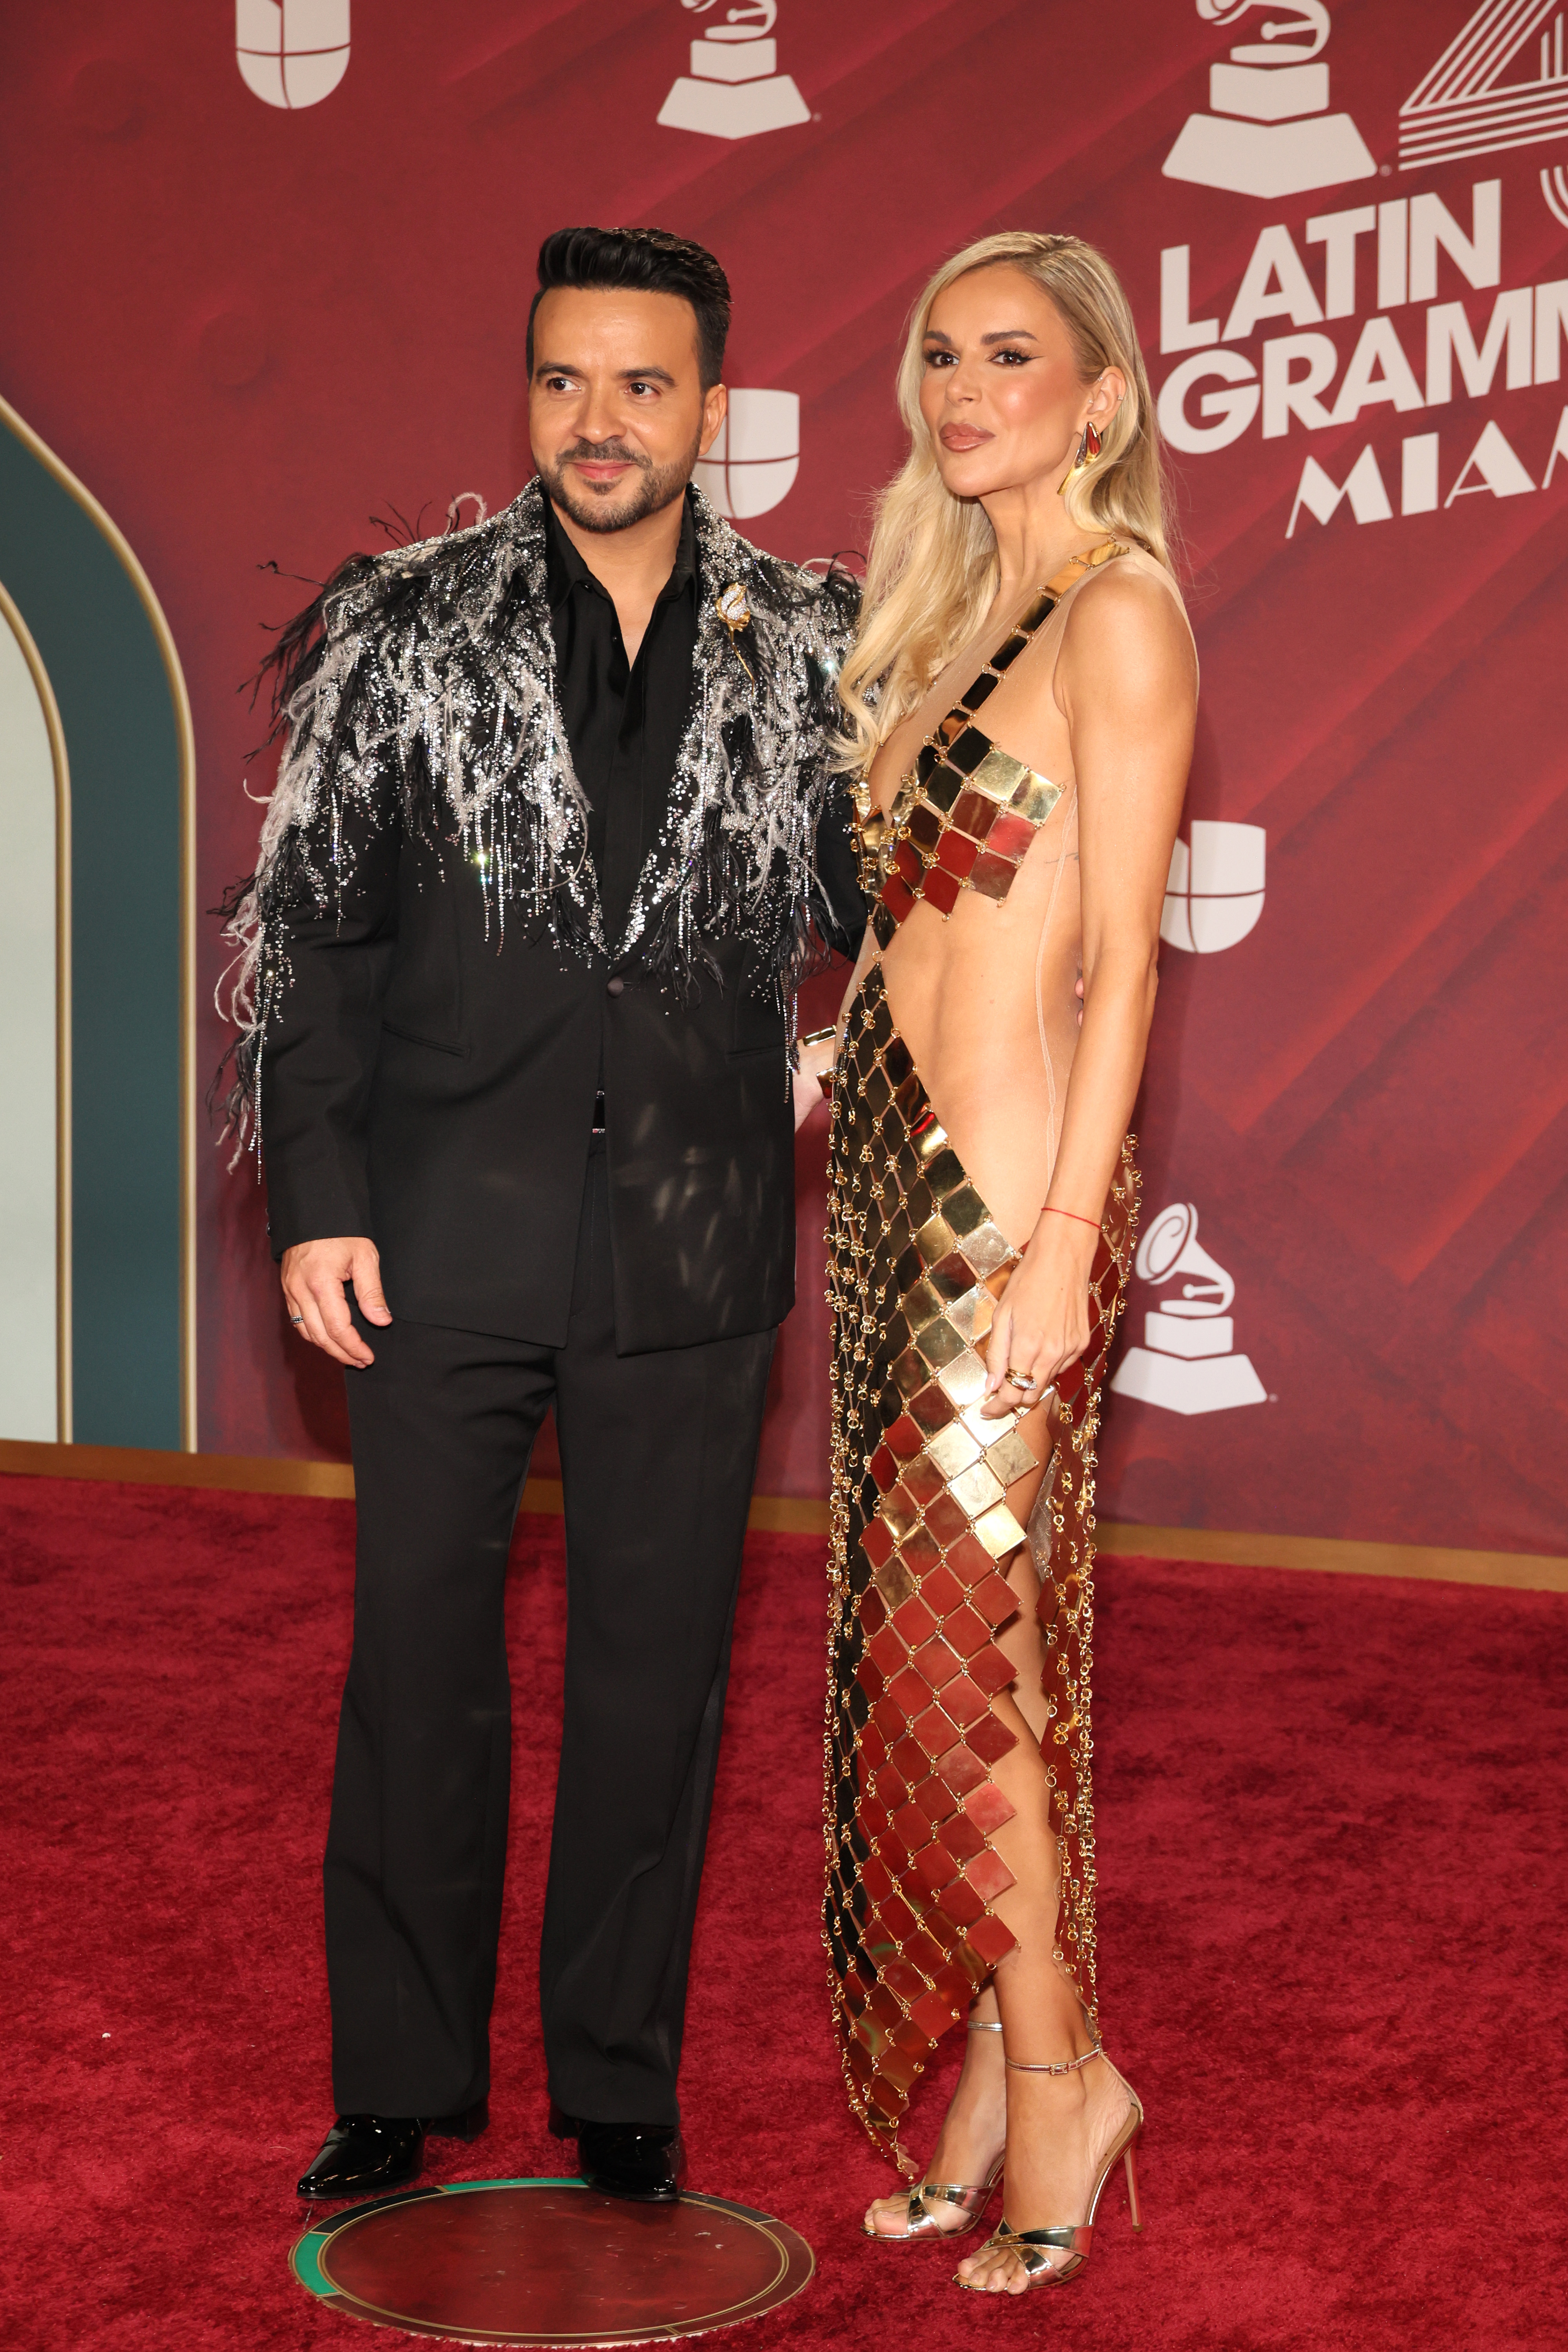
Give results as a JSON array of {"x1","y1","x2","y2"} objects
[{"x1": 226, "y1": 226, "x2": 861, "y2": 2203}]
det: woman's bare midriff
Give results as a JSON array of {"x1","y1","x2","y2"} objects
[{"x1": 865, "y1": 600, "x2": 1085, "y2": 1247}]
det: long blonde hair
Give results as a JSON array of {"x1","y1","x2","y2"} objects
[{"x1": 837, "y1": 231, "x2": 1171, "y2": 771}]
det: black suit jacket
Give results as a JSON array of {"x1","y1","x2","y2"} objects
[{"x1": 251, "y1": 483, "x2": 863, "y2": 1352}]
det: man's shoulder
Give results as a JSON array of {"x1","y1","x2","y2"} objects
[
  {"x1": 318, "y1": 490, "x2": 536, "y2": 645},
  {"x1": 704, "y1": 512, "x2": 861, "y2": 653}
]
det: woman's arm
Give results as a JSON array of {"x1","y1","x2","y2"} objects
[{"x1": 983, "y1": 568, "x2": 1196, "y2": 1412}]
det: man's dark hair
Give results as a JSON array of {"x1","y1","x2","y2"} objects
[{"x1": 526, "y1": 225, "x2": 731, "y2": 390}]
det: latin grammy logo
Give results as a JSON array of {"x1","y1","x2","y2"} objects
[
  {"x1": 657, "y1": 0, "x2": 812, "y2": 142},
  {"x1": 1110, "y1": 1202, "x2": 1269, "y2": 1417},
  {"x1": 1164, "y1": 0, "x2": 1376, "y2": 200}
]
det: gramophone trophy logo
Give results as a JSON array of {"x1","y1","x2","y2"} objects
[
  {"x1": 1111, "y1": 1202, "x2": 1269, "y2": 1417},
  {"x1": 1164, "y1": 0, "x2": 1375, "y2": 199},
  {"x1": 658, "y1": 0, "x2": 812, "y2": 141}
]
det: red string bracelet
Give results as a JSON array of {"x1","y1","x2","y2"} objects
[{"x1": 1041, "y1": 1204, "x2": 1101, "y2": 1231}]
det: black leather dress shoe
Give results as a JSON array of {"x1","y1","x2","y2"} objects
[
  {"x1": 297, "y1": 2114, "x2": 424, "y2": 2200},
  {"x1": 575, "y1": 2120, "x2": 685, "y2": 2203}
]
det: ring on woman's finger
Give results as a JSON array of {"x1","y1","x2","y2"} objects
[{"x1": 1006, "y1": 1367, "x2": 1038, "y2": 1389}]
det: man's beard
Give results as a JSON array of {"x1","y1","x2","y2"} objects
[{"x1": 540, "y1": 432, "x2": 702, "y2": 535}]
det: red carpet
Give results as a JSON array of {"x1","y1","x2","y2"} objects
[{"x1": 3, "y1": 1472, "x2": 1564, "y2": 2351}]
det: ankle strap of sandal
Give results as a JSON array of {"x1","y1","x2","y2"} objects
[{"x1": 1004, "y1": 2043, "x2": 1103, "y2": 2075}]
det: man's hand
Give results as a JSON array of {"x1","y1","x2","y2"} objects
[
  {"x1": 281, "y1": 1238, "x2": 392, "y2": 1369},
  {"x1": 793, "y1": 1033, "x2": 837, "y2": 1133}
]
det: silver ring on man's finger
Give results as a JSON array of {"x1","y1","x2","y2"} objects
[{"x1": 289, "y1": 1313, "x2": 305, "y2": 1325}]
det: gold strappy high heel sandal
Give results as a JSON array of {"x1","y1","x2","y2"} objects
[
  {"x1": 954, "y1": 2045, "x2": 1144, "y2": 2291},
  {"x1": 864, "y1": 2021, "x2": 1007, "y2": 2243}
]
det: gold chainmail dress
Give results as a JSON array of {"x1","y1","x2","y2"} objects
[{"x1": 823, "y1": 547, "x2": 1142, "y2": 2174}]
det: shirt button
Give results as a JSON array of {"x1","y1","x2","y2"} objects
[{"x1": 606, "y1": 976, "x2": 625, "y2": 997}]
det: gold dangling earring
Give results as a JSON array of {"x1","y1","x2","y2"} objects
[{"x1": 1062, "y1": 417, "x2": 1102, "y2": 492}]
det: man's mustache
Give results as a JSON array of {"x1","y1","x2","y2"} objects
[{"x1": 557, "y1": 441, "x2": 649, "y2": 470}]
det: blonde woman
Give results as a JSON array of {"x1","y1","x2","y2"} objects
[{"x1": 802, "y1": 234, "x2": 1195, "y2": 2293}]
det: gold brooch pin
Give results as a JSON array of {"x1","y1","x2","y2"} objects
[{"x1": 716, "y1": 582, "x2": 754, "y2": 680}]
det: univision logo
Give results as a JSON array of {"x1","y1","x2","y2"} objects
[
  {"x1": 693, "y1": 391, "x2": 799, "y2": 518},
  {"x1": 236, "y1": 0, "x2": 349, "y2": 110},
  {"x1": 1160, "y1": 820, "x2": 1266, "y2": 953}
]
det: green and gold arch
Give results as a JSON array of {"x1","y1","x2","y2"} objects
[{"x1": 0, "y1": 395, "x2": 195, "y2": 1449}]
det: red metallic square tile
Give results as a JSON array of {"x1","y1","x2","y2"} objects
[
  {"x1": 902, "y1": 1455, "x2": 945, "y2": 1510},
  {"x1": 934, "y1": 828, "x2": 979, "y2": 878},
  {"x1": 861, "y1": 1855, "x2": 894, "y2": 1903},
  {"x1": 886, "y1": 1413, "x2": 924, "y2": 1460},
  {"x1": 969, "y1": 1646, "x2": 1016, "y2": 1698},
  {"x1": 968, "y1": 1713, "x2": 1017, "y2": 1767},
  {"x1": 901, "y1": 1525, "x2": 942, "y2": 1576},
  {"x1": 888, "y1": 1666, "x2": 929, "y2": 1717},
  {"x1": 892, "y1": 2016, "x2": 932, "y2": 2057},
  {"x1": 881, "y1": 2046, "x2": 922, "y2": 2095},
  {"x1": 872, "y1": 1698, "x2": 904, "y2": 1742},
  {"x1": 908, "y1": 1383, "x2": 957, "y2": 1437},
  {"x1": 965, "y1": 1913, "x2": 1017, "y2": 1969},
  {"x1": 860, "y1": 1798, "x2": 891, "y2": 1842},
  {"x1": 886, "y1": 1958, "x2": 928, "y2": 2003},
  {"x1": 847, "y1": 2038, "x2": 874, "y2": 2084},
  {"x1": 964, "y1": 1848, "x2": 1015, "y2": 1906},
  {"x1": 986, "y1": 810, "x2": 1035, "y2": 862},
  {"x1": 944, "y1": 1532, "x2": 995, "y2": 1584},
  {"x1": 936, "y1": 1876, "x2": 986, "y2": 1929},
  {"x1": 907, "y1": 800, "x2": 943, "y2": 852},
  {"x1": 963, "y1": 1780, "x2": 1016, "y2": 1837},
  {"x1": 938, "y1": 1742, "x2": 988, "y2": 1797},
  {"x1": 893, "y1": 839, "x2": 924, "y2": 888},
  {"x1": 861, "y1": 1517, "x2": 895, "y2": 1570},
  {"x1": 858, "y1": 1722, "x2": 888, "y2": 1769},
  {"x1": 921, "y1": 864, "x2": 961, "y2": 916},
  {"x1": 911, "y1": 1703, "x2": 959, "y2": 1759},
  {"x1": 892, "y1": 1802, "x2": 931, "y2": 1853},
  {"x1": 903, "y1": 1927, "x2": 950, "y2": 1980},
  {"x1": 866, "y1": 1984, "x2": 903, "y2": 2031},
  {"x1": 859, "y1": 1590, "x2": 888, "y2": 1639},
  {"x1": 866, "y1": 1627, "x2": 907, "y2": 1679},
  {"x1": 881, "y1": 1892, "x2": 918, "y2": 1944},
  {"x1": 879, "y1": 1832, "x2": 910, "y2": 1876},
  {"x1": 891, "y1": 1734, "x2": 928, "y2": 1785},
  {"x1": 920, "y1": 1562, "x2": 966, "y2": 1618},
  {"x1": 942, "y1": 1603, "x2": 990, "y2": 1658},
  {"x1": 853, "y1": 1657, "x2": 885, "y2": 1701},
  {"x1": 923, "y1": 1493, "x2": 969, "y2": 1548},
  {"x1": 890, "y1": 1596, "x2": 938, "y2": 1649},
  {"x1": 972, "y1": 1570, "x2": 1020, "y2": 1624},
  {"x1": 950, "y1": 787, "x2": 997, "y2": 838},
  {"x1": 910, "y1": 1987, "x2": 961, "y2": 2041},
  {"x1": 872, "y1": 1766, "x2": 908, "y2": 1812},
  {"x1": 941, "y1": 1673, "x2": 988, "y2": 1728},
  {"x1": 912, "y1": 1636, "x2": 963, "y2": 1691},
  {"x1": 945, "y1": 1812, "x2": 985, "y2": 1866},
  {"x1": 913, "y1": 1844, "x2": 956, "y2": 1895},
  {"x1": 881, "y1": 873, "x2": 914, "y2": 924},
  {"x1": 913, "y1": 1774, "x2": 955, "y2": 1826},
  {"x1": 868, "y1": 1443, "x2": 900, "y2": 1494}
]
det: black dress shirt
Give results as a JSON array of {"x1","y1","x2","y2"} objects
[{"x1": 544, "y1": 493, "x2": 699, "y2": 940}]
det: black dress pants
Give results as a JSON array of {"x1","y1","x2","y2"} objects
[{"x1": 326, "y1": 1142, "x2": 776, "y2": 2125}]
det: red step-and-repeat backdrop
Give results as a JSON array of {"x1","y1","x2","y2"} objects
[{"x1": 2, "y1": 0, "x2": 1564, "y2": 1552}]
